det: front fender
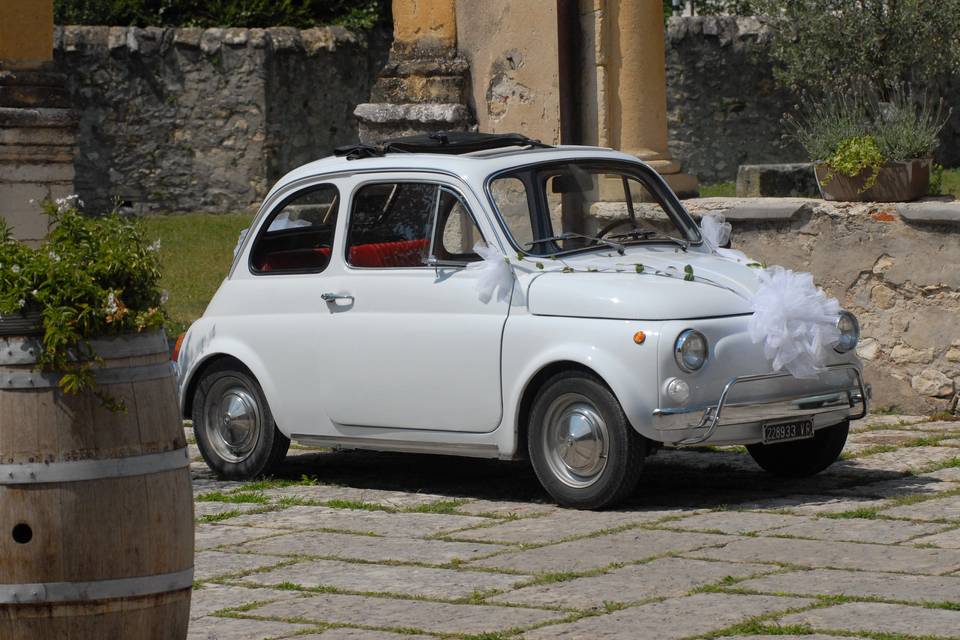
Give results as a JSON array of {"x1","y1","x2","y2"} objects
[{"x1": 501, "y1": 314, "x2": 664, "y2": 456}]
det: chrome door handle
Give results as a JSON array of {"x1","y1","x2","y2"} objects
[{"x1": 321, "y1": 292, "x2": 354, "y2": 304}]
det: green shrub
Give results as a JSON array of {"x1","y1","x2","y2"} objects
[
  {"x1": 785, "y1": 90, "x2": 949, "y2": 163},
  {"x1": 54, "y1": 0, "x2": 386, "y2": 29},
  {"x1": 752, "y1": 0, "x2": 960, "y2": 96},
  {"x1": 821, "y1": 135, "x2": 886, "y2": 192},
  {"x1": 0, "y1": 199, "x2": 166, "y2": 402}
]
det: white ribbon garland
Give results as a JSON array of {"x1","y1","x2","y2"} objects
[{"x1": 467, "y1": 242, "x2": 516, "y2": 303}]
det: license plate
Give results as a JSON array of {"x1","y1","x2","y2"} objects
[{"x1": 762, "y1": 419, "x2": 814, "y2": 444}]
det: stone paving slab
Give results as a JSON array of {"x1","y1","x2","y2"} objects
[
  {"x1": 452, "y1": 508, "x2": 682, "y2": 544},
  {"x1": 661, "y1": 510, "x2": 801, "y2": 535},
  {"x1": 523, "y1": 593, "x2": 811, "y2": 639},
  {"x1": 194, "y1": 550, "x2": 290, "y2": 581},
  {"x1": 490, "y1": 557, "x2": 779, "y2": 609},
  {"x1": 187, "y1": 616, "x2": 314, "y2": 640},
  {"x1": 246, "y1": 593, "x2": 562, "y2": 635},
  {"x1": 769, "y1": 515, "x2": 946, "y2": 544},
  {"x1": 825, "y1": 447, "x2": 960, "y2": 476},
  {"x1": 194, "y1": 502, "x2": 265, "y2": 518},
  {"x1": 294, "y1": 631, "x2": 437, "y2": 640},
  {"x1": 261, "y1": 484, "x2": 450, "y2": 509},
  {"x1": 918, "y1": 466, "x2": 960, "y2": 482},
  {"x1": 690, "y1": 535, "x2": 960, "y2": 575},
  {"x1": 779, "y1": 601, "x2": 960, "y2": 638},
  {"x1": 717, "y1": 636, "x2": 866, "y2": 640},
  {"x1": 469, "y1": 529, "x2": 729, "y2": 574},
  {"x1": 880, "y1": 494, "x2": 960, "y2": 521},
  {"x1": 760, "y1": 494, "x2": 893, "y2": 516},
  {"x1": 456, "y1": 499, "x2": 557, "y2": 517},
  {"x1": 832, "y1": 474, "x2": 960, "y2": 499},
  {"x1": 236, "y1": 530, "x2": 505, "y2": 565},
  {"x1": 194, "y1": 524, "x2": 283, "y2": 551},
  {"x1": 240, "y1": 558, "x2": 530, "y2": 598},
  {"x1": 736, "y1": 567, "x2": 960, "y2": 603},
  {"x1": 910, "y1": 526, "x2": 960, "y2": 549},
  {"x1": 190, "y1": 583, "x2": 303, "y2": 619},
  {"x1": 224, "y1": 505, "x2": 488, "y2": 538}
]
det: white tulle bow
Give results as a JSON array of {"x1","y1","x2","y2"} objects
[
  {"x1": 700, "y1": 213, "x2": 750, "y2": 263},
  {"x1": 467, "y1": 242, "x2": 515, "y2": 303},
  {"x1": 748, "y1": 266, "x2": 842, "y2": 379}
]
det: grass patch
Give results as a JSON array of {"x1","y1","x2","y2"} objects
[
  {"x1": 195, "y1": 490, "x2": 269, "y2": 504},
  {"x1": 825, "y1": 506, "x2": 881, "y2": 520},
  {"x1": 939, "y1": 167, "x2": 960, "y2": 199},
  {"x1": 404, "y1": 499, "x2": 468, "y2": 514},
  {"x1": 324, "y1": 499, "x2": 393, "y2": 512},
  {"x1": 699, "y1": 181, "x2": 737, "y2": 197},
  {"x1": 141, "y1": 212, "x2": 253, "y2": 335}
]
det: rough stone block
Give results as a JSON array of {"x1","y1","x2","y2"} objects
[
  {"x1": 247, "y1": 593, "x2": 561, "y2": 635},
  {"x1": 737, "y1": 163, "x2": 818, "y2": 198},
  {"x1": 737, "y1": 567, "x2": 960, "y2": 603},
  {"x1": 897, "y1": 201, "x2": 960, "y2": 224},
  {"x1": 779, "y1": 601, "x2": 960, "y2": 638},
  {"x1": 911, "y1": 368, "x2": 955, "y2": 398},
  {"x1": 524, "y1": 593, "x2": 812, "y2": 640},
  {"x1": 723, "y1": 200, "x2": 812, "y2": 222}
]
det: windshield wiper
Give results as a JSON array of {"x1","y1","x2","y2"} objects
[
  {"x1": 624, "y1": 234, "x2": 689, "y2": 252},
  {"x1": 525, "y1": 232, "x2": 625, "y2": 256}
]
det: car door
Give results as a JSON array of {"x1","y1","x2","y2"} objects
[{"x1": 318, "y1": 175, "x2": 511, "y2": 433}]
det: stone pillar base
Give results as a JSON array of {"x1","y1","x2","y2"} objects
[
  {"x1": 354, "y1": 42, "x2": 473, "y2": 143},
  {"x1": 0, "y1": 64, "x2": 77, "y2": 242}
]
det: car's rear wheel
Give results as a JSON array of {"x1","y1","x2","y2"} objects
[
  {"x1": 528, "y1": 371, "x2": 646, "y2": 509},
  {"x1": 192, "y1": 361, "x2": 290, "y2": 480},
  {"x1": 746, "y1": 419, "x2": 849, "y2": 477}
]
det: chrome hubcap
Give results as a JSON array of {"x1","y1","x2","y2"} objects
[
  {"x1": 542, "y1": 393, "x2": 609, "y2": 488},
  {"x1": 204, "y1": 380, "x2": 262, "y2": 463}
]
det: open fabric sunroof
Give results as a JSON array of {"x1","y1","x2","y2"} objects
[{"x1": 334, "y1": 131, "x2": 552, "y2": 160}]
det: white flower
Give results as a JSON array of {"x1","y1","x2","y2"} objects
[
  {"x1": 106, "y1": 291, "x2": 118, "y2": 314},
  {"x1": 17, "y1": 299, "x2": 26, "y2": 308},
  {"x1": 48, "y1": 251, "x2": 60, "y2": 262},
  {"x1": 160, "y1": 290, "x2": 169, "y2": 305},
  {"x1": 55, "y1": 194, "x2": 83, "y2": 213},
  {"x1": 147, "y1": 239, "x2": 162, "y2": 252},
  {"x1": 30, "y1": 289, "x2": 38, "y2": 297},
  {"x1": 11, "y1": 264, "x2": 20, "y2": 274}
]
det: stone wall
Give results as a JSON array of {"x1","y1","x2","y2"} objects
[
  {"x1": 682, "y1": 198, "x2": 960, "y2": 413},
  {"x1": 665, "y1": 16, "x2": 960, "y2": 183},
  {"x1": 54, "y1": 25, "x2": 388, "y2": 214}
]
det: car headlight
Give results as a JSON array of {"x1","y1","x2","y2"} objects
[
  {"x1": 835, "y1": 311, "x2": 860, "y2": 353},
  {"x1": 675, "y1": 329, "x2": 708, "y2": 372}
]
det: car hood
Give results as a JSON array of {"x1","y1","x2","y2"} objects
[{"x1": 525, "y1": 247, "x2": 759, "y2": 320}]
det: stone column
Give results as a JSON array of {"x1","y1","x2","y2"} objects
[
  {"x1": 354, "y1": 0, "x2": 472, "y2": 142},
  {"x1": 0, "y1": 0, "x2": 77, "y2": 242},
  {"x1": 593, "y1": 0, "x2": 698, "y2": 197}
]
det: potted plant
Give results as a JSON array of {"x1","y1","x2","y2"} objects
[
  {"x1": 0, "y1": 198, "x2": 192, "y2": 639},
  {"x1": 786, "y1": 91, "x2": 950, "y2": 202}
]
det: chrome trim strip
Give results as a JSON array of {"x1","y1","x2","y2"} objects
[
  {"x1": 0, "y1": 361, "x2": 174, "y2": 389},
  {"x1": 0, "y1": 448, "x2": 189, "y2": 484},
  {"x1": 653, "y1": 363, "x2": 867, "y2": 446},
  {"x1": 293, "y1": 434, "x2": 499, "y2": 459},
  {"x1": 0, "y1": 568, "x2": 194, "y2": 604}
]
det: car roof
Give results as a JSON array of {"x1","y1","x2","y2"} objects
[{"x1": 267, "y1": 145, "x2": 646, "y2": 200}]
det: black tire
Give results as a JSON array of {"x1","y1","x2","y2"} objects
[
  {"x1": 528, "y1": 371, "x2": 647, "y2": 509},
  {"x1": 191, "y1": 360, "x2": 290, "y2": 480},
  {"x1": 746, "y1": 419, "x2": 849, "y2": 477}
]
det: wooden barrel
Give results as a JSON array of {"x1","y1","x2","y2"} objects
[{"x1": 0, "y1": 330, "x2": 193, "y2": 639}]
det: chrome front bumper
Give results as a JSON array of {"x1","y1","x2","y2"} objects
[{"x1": 652, "y1": 363, "x2": 869, "y2": 446}]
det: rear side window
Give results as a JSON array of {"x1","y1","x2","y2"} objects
[
  {"x1": 250, "y1": 184, "x2": 339, "y2": 274},
  {"x1": 346, "y1": 182, "x2": 437, "y2": 268}
]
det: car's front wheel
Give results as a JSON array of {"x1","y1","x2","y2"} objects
[
  {"x1": 528, "y1": 371, "x2": 647, "y2": 509},
  {"x1": 192, "y1": 360, "x2": 290, "y2": 480},
  {"x1": 746, "y1": 419, "x2": 849, "y2": 477}
]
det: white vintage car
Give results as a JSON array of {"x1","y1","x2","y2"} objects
[{"x1": 175, "y1": 133, "x2": 867, "y2": 509}]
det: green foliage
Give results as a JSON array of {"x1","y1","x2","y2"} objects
[
  {"x1": 699, "y1": 181, "x2": 736, "y2": 198},
  {"x1": 822, "y1": 135, "x2": 886, "y2": 191},
  {"x1": 54, "y1": 0, "x2": 386, "y2": 30},
  {"x1": 785, "y1": 90, "x2": 950, "y2": 164},
  {"x1": 752, "y1": 0, "x2": 960, "y2": 96},
  {"x1": 0, "y1": 199, "x2": 167, "y2": 402},
  {"x1": 929, "y1": 163, "x2": 945, "y2": 196}
]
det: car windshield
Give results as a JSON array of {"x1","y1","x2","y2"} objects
[{"x1": 488, "y1": 160, "x2": 701, "y2": 256}]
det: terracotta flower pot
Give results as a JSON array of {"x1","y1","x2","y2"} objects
[{"x1": 815, "y1": 158, "x2": 931, "y2": 202}]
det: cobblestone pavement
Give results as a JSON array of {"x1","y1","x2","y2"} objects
[{"x1": 186, "y1": 415, "x2": 960, "y2": 640}]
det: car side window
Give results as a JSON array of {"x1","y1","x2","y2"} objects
[
  {"x1": 250, "y1": 184, "x2": 338, "y2": 274},
  {"x1": 346, "y1": 182, "x2": 486, "y2": 268},
  {"x1": 431, "y1": 188, "x2": 484, "y2": 263}
]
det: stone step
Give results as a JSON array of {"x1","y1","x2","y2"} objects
[
  {"x1": 355, "y1": 102, "x2": 472, "y2": 143},
  {"x1": 381, "y1": 56, "x2": 470, "y2": 79},
  {"x1": 0, "y1": 85, "x2": 71, "y2": 109},
  {"x1": 371, "y1": 75, "x2": 467, "y2": 105}
]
